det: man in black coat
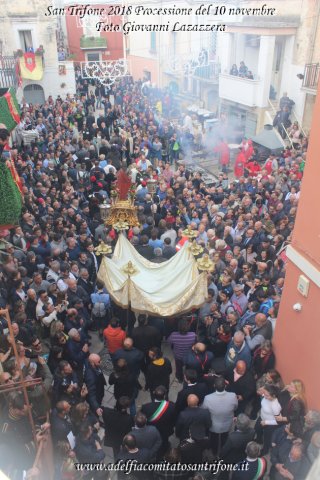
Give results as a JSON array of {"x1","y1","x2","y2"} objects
[
  {"x1": 75, "y1": 421, "x2": 106, "y2": 464},
  {"x1": 145, "y1": 347, "x2": 172, "y2": 399},
  {"x1": 226, "y1": 360, "x2": 256, "y2": 414},
  {"x1": 175, "y1": 394, "x2": 211, "y2": 441},
  {"x1": 220, "y1": 414, "x2": 255, "y2": 467},
  {"x1": 232, "y1": 441, "x2": 267, "y2": 480},
  {"x1": 113, "y1": 337, "x2": 144, "y2": 379},
  {"x1": 132, "y1": 315, "x2": 162, "y2": 352},
  {"x1": 77, "y1": 268, "x2": 94, "y2": 297},
  {"x1": 128, "y1": 412, "x2": 162, "y2": 461},
  {"x1": 132, "y1": 315, "x2": 162, "y2": 374},
  {"x1": 103, "y1": 396, "x2": 134, "y2": 458},
  {"x1": 135, "y1": 235, "x2": 154, "y2": 260},
  {"x1": 50, "y1": 400, "x2": 73, "y2": 444},
  {"x1": 84, "y1": 354, "x2": 106, "y2": 417},
  {"x1": 175, "y1": 369, "x2": 209, "y2": 415},
  {"x1": 183, "y1": 343, "x2": 214, "y2": 381},
  {"x1": 141, "y1": 386, "x2": 176, "y2": 454}
]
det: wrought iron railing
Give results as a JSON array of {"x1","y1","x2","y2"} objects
[
  {"x1": 193, "y1": 61, "x2": 220, "y2": 81},
  {"x1": 302, "y1": 63, "x2": 320, "y2": 90},
  {"x1": 0, "y1": 56, "x2": 19, "y2": 89}
]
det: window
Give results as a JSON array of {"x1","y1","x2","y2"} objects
[
  {"x1": 86, "y1": 52, "x2": 101, "y2": 62},
  {"x1": 150, "y1": 32, "x2": 156, "y2": 53},
  {"x1": 19, "y1": 30, "x2": 33, "y2": 52},
  {"x1": 143, "y1": 70, "x2": 151, "y2": 81},
  {"x1": 82, "y1": 15, "x2": 101, "y2": 37}
]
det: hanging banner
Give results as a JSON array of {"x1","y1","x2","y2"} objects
[
  {"x1": 24, "y1": 53, "x2": 36, "y2": 72},
  {"x1": 19, "y1": 53, "x2": 43, "y2": 80},
  {"x1": 3, "y1": 91, "x2": 20, "y2": 124}
]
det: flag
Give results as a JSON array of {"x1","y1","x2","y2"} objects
[
  {"x1": 3, "y1": 91, "x2": 20, "y2": 124},
  {"x1": 19, "y1": 53, "x2": 43, "y2": 80}
]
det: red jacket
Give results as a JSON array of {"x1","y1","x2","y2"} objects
[
  {"x1": 103, "y1": 326, "x2": 126, "y2": 354},
  {"x1": 234, "y1": 151, "x2": 246, "y2": 178}
]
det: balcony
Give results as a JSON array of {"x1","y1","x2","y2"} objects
[
  {"x1": 302, "y1": 63, "x2": 319, "y2": 93},
  {"x1": 80, "y1": 36, "x2": 107, "y2": 50},
  {"x1": 219, "y1": 73, "x2": 261, "y2": 107},
  {"x1": 192, "y1": 62, "x2": 220, "y2": 83},
  {"x1": 0, "y1": 56, "x2": 19, "y2": 89}
]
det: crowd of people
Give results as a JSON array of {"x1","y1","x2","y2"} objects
[{"x1": 0, "y1": 75, "x2": 318, "y2": 480}]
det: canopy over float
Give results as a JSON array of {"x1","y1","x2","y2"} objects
[{"x1": 97, "y1": 234, "x2": 208, "y2": 317}]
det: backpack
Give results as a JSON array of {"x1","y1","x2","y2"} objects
[
  {"x1": 231, "y1": 300, "x2": 243, "y2": 316},
  {"x1": 92, "y1": 302, "x2": 107, "y2": 318}
]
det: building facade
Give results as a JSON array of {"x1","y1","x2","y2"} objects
[
  {"x1": 273, "y1": 79, "x2": 320, "y2": 410},
  {"x1": 125, "y1": 0, "x2": 319, "y2": 134},
  {"x1": 0, "y1": 0, "x2": 76, "y2": 102},
  {"x1": 64, "y1": 2, "x2": 124, "y2": 64},
  {"x1": 218, "y1": 0, "x2": 320, "y2": 136},
  {"x1": 0, "y1": 0, "x2": 76, "y2": 103}
]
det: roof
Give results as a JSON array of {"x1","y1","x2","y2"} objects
[
  {"x1": 251, "y1": 125, "x2": 285, "y2": 151},
  {"x1": 228, "y1": 15, "x2": 300, "y2": 29}
]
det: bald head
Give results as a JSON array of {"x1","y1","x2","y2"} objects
[
  {"x1": 0, "y1": 372, "x2": 13, "y2": 385},
  {"x1": 233, "y1": 331, "x2": 245, "y2": 348},
  {"x1": 255, "y1": 313, "x2": 267, "y2": 327},
  {"x1": 89, "y1": 354, "x2": 101, "y2": 367},
  {"x1": 235, "y1": 360, "x2": 246, "y2": 375},
  {"x1": 123, "y1": 338, "x2": 133, "y2": 350},
  {"x1": 187, "y1": 394, "x2": 199, "y2": 407},
  {"x1": 193, "y1": 342, "x2": 206, "y2": 354}
]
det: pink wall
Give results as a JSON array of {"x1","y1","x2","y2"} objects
[
  {"x1": 274, "y1": 82, "x2": 320, "y2": 409},
  {"x1": 127, "y1": 55, "x2": 159, "y2": 83},
  {"x1": 66, "y1": 8, "x2": 123, "y2": 62},
  {"x1": 274, "y1": 260, "x2": 320, "y2": 409}
]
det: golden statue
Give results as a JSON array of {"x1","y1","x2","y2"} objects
[
  {"x1": 106, "y1": 200, "x2": 140, "y2": 228},
  {"x1": 113, "y1": 220, "x2": 130, "y2": 232},
  {"x1": 182, "y1": 225, "x2": 198, "y2": 240},
  {"x1": 94, "y1": 240, "x2": 112, "y2": 256},
  {"x1": 197, "y1": 254, "x2": 215, "y2": 272},
  {"x1": 189, "y1": 240, "x2": 204, "y2": 256},
  {"x1": 121, "y1": 261, "x2": 139, "y2": 276}
]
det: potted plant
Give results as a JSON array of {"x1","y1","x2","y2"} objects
[
  {"x1": 15, "y1": 49, "x2": 24, "y2": 57},
  {"x1": 35, "y1": 46, "x2": 44, "y2": 55}
]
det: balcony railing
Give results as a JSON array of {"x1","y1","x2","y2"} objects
[
  {"x1": 193, "y1": 62, "x2": 220, "y2": 82},
  {"x1": 80, "y1": 36, "x2": 107, "y2": 49},
  {"x1": 0, "y1": 56, "x2": 19, "y2": 89},
  {"x1": 219, "y1": 73, "x2": 262, "y2": 107},
  {"x1": 302, "y1": 63, "x2": 320, "y2": 91}
]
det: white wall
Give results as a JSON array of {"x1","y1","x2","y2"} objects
[
  {"x1": 278, "y1": 36, "x2": 307, "y2": 123},
  {"x1": 21, "y1": 61, "x2": 76, "y2": 100},
  {"x1": 244, "y1": 45, "x2": 259, "y2": 76}
]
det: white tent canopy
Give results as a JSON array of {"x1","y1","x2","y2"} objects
[{"x1": 97, "y1": 234, "x2": 208, "y2": 317}]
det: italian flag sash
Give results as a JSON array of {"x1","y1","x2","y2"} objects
[
  {"x1": 148, "y1": 401, "x2": 169, "y2": 423},
  {"x1": 253, "y1": 457, "x2": 267, "y2": 480}
]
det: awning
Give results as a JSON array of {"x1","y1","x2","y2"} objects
[{"x1": 251, "y1": 124, "x2": 285, "y2": 151}]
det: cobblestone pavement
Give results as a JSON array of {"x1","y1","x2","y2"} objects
[{"x1": 91, "y1": 331, "x2": 182, "y2": 466}]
